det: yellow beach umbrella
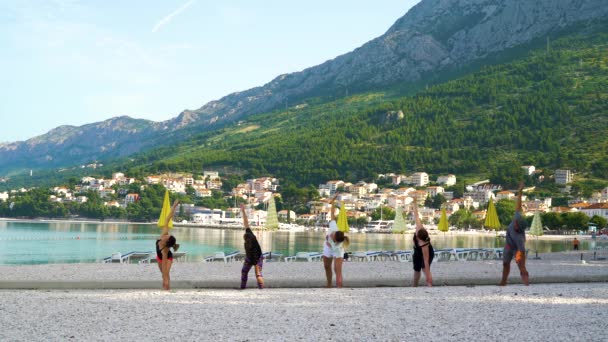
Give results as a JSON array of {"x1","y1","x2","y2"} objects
[
  {"x1": 337, "y1": 201, "x2": 349, "y2": 233},
  {"x1": 438, "y1": 207, "x2": 449, "y2": 233},
  {"x1": 157, "y1": 190, "x2": 174, "y2": 229},
  {"x1": 484, "y1": 199, "x2": 500, "y2": 231}
]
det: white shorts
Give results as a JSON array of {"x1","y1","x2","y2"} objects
[{"x1": 323, "y1": 244, "x2": 344, "y2": 258}]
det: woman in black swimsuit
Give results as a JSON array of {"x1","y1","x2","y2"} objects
[
  {"x1": 157, "y1": 199, "x2": 180, "y2": 290},
  {"x1": 412, "y1": 199, "x2": 434, "y2": 287}
]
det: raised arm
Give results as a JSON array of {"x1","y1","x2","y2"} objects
[
  {"x1": 329, "y1": 193, "x2": 339, "y2": 221},
  {"x1": 240, "y1": 204, "x2": 250, "y2": 229},
  {"x1": 412, "y1": 198, "x2": 423, "y2": 231},
  {"x1": 516, "y1": 181, "x2": 524, "y2": 212},
  {"x1": 161, "y1": 200, "x2": 180, "y2": 235}
]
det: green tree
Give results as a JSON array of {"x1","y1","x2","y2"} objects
[{"x1": 589, "y1": 215, "x2": 608, "y2": 230}]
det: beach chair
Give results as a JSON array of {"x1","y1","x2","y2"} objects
[
  {"x1": 102, "y1": 252, "x2": 126, "y2": 263},
  {"x1": 396, "y1": 251, "x2": 412, "y2": 262},
  {"x1": 351, "y1": 251, "x2": 382, "y2": 262},
  {"x1": 296, "y1": 252, "x2": 322, "y2": 261},
  {"x1": 204, "y1": 251, "x2": 239, "y2": 263},
  {"x1": 122, "y1": 251, "x2": 154, "y2": 264},
  {"x1": 262, "y1": 251, "x2": 283, "y2": 262},
  {"x1": 434, "y1": 250, "x2": 452, "y2": 262},
  {"x1": 172, "y1": 252, "x2": 186, "y2": 262},
  {"x1": 284, "y1": 252, "x2": 322, "y2": 262}
]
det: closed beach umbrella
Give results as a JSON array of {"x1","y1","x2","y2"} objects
[
  {"x1": 438, "y1": 207, "x2": 449, "y2": 235},
  {"x1": 265, "y1": 196, "x2": 279, "y2": 231},
  {"x1": 484, "y1": 200, "x2": 501, "y2": 232},
  {"x1": 157, "y1": 190, "x2": 174, "y2": 229},
  {"x1": 337, "y1": 201, "x2": 349, "y2": 233},
  {"x1": 529, "y1": 211, "x2": 543, "y2": 259},
  {"x1": 391, "y1": 206, "x2": 407, "y2": 233}
]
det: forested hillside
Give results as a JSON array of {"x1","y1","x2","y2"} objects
[{"x1": 114, "y1": 29, "x2": 606, "y2": 187}]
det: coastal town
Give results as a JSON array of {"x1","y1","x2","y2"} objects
[{"x1": 1, "y1": 166, "x2": 607, "y2": 232}]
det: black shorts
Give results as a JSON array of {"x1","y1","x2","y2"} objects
[{"x1": 413, "y1": 250, "x2": 434, "y2": 272}]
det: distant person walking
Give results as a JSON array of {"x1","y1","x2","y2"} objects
[
  {"x1": 156, "y1": 199, "x2": 180, "y2": 291},
  {"x1": 240, "y1": 204, "x2": 264, "y2": 289},
  {"x1": 573, "y1": 237, "x2": 580, "y2": 251},
  {"x1": 323, "y1": 194, "x2": 349, "y2": 288},
  {"x1": 412, "y1": 199, "x2": 434, "y2": 287},
  {"x1": 500, "y1": 182, "x2": 529, "y2": 286}
]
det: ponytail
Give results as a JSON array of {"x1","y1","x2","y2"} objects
[{"x1": 343, "y1": 236, "x2": 350, "y2": 248}]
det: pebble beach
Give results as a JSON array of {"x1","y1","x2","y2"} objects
[{"x1": 0, "y1": 251, "x2": 607, "y2": 341}]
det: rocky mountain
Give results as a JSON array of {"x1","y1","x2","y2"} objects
[
  {"x1": 0, "y1": 116, "x2": 177, "y2": 173},
  {"x1": 1, "y1": 0, "x2": 606, "y2": 174},
  {"x1": 188, "y1": 0, "x2": 608, "y2": 125}
]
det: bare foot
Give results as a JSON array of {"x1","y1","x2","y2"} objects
[{"x1": 521, "y1": 271, "x2": 529, "y2": 286}]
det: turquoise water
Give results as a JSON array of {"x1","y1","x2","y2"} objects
[{"x1": 0, "y1": 221, "x2": 596, "y2": 264}]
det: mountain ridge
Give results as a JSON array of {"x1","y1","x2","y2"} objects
[{"x1": 1, "y1": 0, "x2": 607, "y2": 175}]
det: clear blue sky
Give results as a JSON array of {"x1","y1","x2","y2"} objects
[{"x1": 0, "y1": 0, "x2": 420, "y2": 143}]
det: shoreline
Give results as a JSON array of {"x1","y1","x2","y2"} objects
[{"x1": 0, "y1": 217, "x2": 601, "y2": 240}]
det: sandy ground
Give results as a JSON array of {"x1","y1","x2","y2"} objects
[
  {"x1": 0, "y1": 284, "x2": 607, "y2": 341},
  {"x1": 0, "y1": 252, "x2": 607, "y2": 341}
]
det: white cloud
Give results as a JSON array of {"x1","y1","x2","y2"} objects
[{"x1": 152, "y1": 0, "x2": 196, "y2": 33}]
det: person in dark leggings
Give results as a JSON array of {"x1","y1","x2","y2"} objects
[
  {"x1": 500, "y1": 182, "x2": 529, "y2": 286},
  {"x1": 412, "y1": 199, "x2": 434, "y2": 287},
  {"x1": 240, "y1": 204, "x2": 264, "y2": 289},
  {"x1": 157, "y1": 199, "x2": 180, "y2": 291}
]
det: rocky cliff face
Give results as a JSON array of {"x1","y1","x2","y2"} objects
[
  {"x1": 1, "y1": 0, "x2": 606, "y2": 173},
  {"x1": 0, "y1": 116, "x2": 176, "y2": 172},
  {"x1": 190, "y1": 0, "x2": 607, "y2": 124}
]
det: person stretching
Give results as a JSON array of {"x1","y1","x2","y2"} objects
[
  {"x1": 412, "y1": 199, "x2": 434, "y2": 287},
  {"x1": 240, "y1": 204, "x2": 264, "y2": 289},
  {"x1": 500, "y1": 182, "x2": 529, "y2": 286},
  {"x1": 322, "y1": 194, "x2": 349, "y2": 288},
  {"x1": 157, "y1": 199, "x2": 180, "y2": 291}
]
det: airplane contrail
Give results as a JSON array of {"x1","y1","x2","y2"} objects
[{"x1": 152, "y1": 0, "x2": 196, "y2": 33}]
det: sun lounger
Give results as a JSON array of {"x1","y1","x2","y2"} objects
[
  {"x1": 262, "y1": 251, "x2": 283, "y2": 262},
  {"x1": 123, "y1": 251, "x2": 154, "y2": 264},
  {"x1": 395, "y1": 251, "x2": 412, "y2": 262},
  {"x1": 204, "y1": 251, "x2": 239, "y2": 263},
  {"x1": 102, "y1": 252, "x2": 124, "y2": 263},
  {"x1": 102, "y1": 251, "x2": 154, "y2": 264},
  {"x1": 284, "y1": 252, "x2": 322, "y2": 262},
  {"x1": 351, "y1": 251, "x2": 382, "y2": 262},
  {"x1": 380, "y1": 250, "x2": 411, "y2": 262}
]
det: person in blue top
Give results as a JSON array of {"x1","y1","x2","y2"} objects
[
  {"x1": 500, "y1": 182, "x2": 529, "y2": 286},
  {"x1": 322, "y1": 193, "x2": 349, "y2": 288}
]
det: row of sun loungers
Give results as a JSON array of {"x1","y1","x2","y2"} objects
[
  {"x1": 203, "y1": 251, "x2": 286, "y2": 263},
  {"x1": 102, "y1": 251, "x2": 187, "y2": 264},
  {"x1": 105, "y1": 248, "x2": 510, "y2": 264}
]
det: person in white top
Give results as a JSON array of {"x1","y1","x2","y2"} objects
[{"x1": 322, "y1": 193, "x2": 349, "y2": 288}]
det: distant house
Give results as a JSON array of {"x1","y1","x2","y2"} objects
[
  {"x1": 580, "y1": 203, "x2": 608, "y2": 220},
  {"x1": 496, "y1": 191, "x2": 515, "y2": 200},
  {"x1": 411, "y1": 172, "x2": 429, "y2": 186},
  {"x1": 521, "y1": 165, "x2": 536, "y2": 176},
  {"x1": 426, "y1": 186, "x2": 444, "y2": 198},
  {"x1": 436, "y1": 174, "x2": 456, "y2": 186},
  {"x1": 125, "y1": 193, "x2": 140, "y2": 204},
  {"x1": 555, "y1": 169, "x2": 573, "y2": 184},
  {"x1": 278, "y1": 210, "x2": 297, "y2": 221}
]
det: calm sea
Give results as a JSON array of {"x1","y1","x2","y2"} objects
[{"x1": 0, "y1": 220, "x2": 592, "y2": 265}]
